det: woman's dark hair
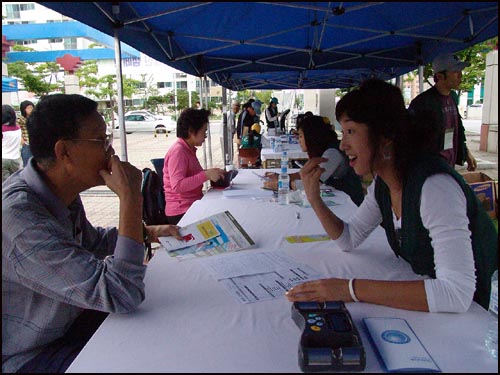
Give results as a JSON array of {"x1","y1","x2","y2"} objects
[
  {"x1": 27, "y1": 94, "x2": 98, "y2": 163},
  {"x1": 295, "y1": 111, "x2": 313, "y2": 130},
  {"x1": 20, "y1": 100, "x2": 34, "y2": 118},
  {"x1": 296, "y1": 115, "x2": 338, "y2": 158},
  {"x1": 176, "y1": 108, "x2": 211, "y2": 138},
  {"x1": 2, "y1": 105, "x2": 16, "y2": 127},
  {"x1": 335, "y1": 78, "x2": 440, "y2": 180}
]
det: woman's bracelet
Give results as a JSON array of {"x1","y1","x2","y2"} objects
[{"x1": 349, "y1": 278, "x2": 360, "y2": 302}]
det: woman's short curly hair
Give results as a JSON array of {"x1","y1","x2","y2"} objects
[{"x1": 176, "y1": 108, "x2": 211, "y2": 139}]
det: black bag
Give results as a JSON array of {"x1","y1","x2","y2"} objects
[{"x1": 141, "y1": 167, "x2": 168, "y2": 225}]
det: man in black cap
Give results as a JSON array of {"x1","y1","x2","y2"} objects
[{"x1": 409, "y1": 53, "x2": 477, "y2": 171}]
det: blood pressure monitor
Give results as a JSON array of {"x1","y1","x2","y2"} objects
[{"x1": 291, "y1": 301, "x2": 366, "y2": 372}]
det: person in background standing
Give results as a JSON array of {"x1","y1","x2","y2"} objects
[
  {"x1": 235, "y1": 99, "x2": 255, "y2": 148},
  {"x1": 409, "y1": 53, "x2": 477, "y2": 171},
  {"x1": 265, "y1": 97, "x2": 280, "y2": 135},
  {"x1": 18, "y1": 100, "x2": 35, "y2": 168},
  {"x1": 227, "y1": 100, "x2": 241, "y2": 163},
  {"x1": 2, "y1": 104, "x2": 22, "y2": 183}
]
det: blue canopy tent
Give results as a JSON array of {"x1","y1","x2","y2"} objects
[
  {"x1": 38, "y1": 2, "x2": 498, "y2": 161},
  {"x1": 39, "y1": 2, "x2": 498, "y2": 89},
  {"x1": 2, "y1": 76, "x2": 18, "y2": 93}
]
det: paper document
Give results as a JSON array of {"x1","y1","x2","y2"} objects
[
  {"x1": 160, "y1": 220, "x2": 220, "y2": 251},
  {"x1": 201, "y1": 251, "x2": 305, "y2": 280},
  {"x1": 201, "y1": 251, "x2": 323, "y2": 303},
  {"x1": 221, "y1": 265, "x2": 323, "y2": 304},
  {"x1": 222, "y1": 188, "x2": 274, "y2": 198},
  {"x1": 160, "y1": 211, "x2": 255, "y2": 261},
  {"x1": 363, "y1": 317, "x2": 440, "y2": 373}
]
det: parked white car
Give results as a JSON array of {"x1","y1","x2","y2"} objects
[
  {"x1": 124, "y1": 110, "x2": 176, "y2": 132},
  {"x1": 114, "y1": 113, "x2": 175, "y2": 136}
]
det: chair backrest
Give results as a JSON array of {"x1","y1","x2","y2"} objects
[
  {"x1": 238, "y1": 147, "x2": 260, "y2": 168},
  {"x1": 141, "y1": 159, "x2": 168, "y2": 225},
  {"x1": 150, "y1": 158, "x2": 165, "y2": 190},
  {"x1": 280, "y1": 108, "x2": 290, "y2": 132}
]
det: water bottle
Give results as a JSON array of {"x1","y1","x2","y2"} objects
[
  {"x1": 280, "y1": 151, "x2": 289, "y2": 172},
  {"x1": 278, "y1": 173, "x2": 290, "y2": 205},
  {"x1": 278, "y1": 151, "x2": 290, "y2": 205},
  {"x1": 485, "y1": 270, "x2": 498, "y2": 358},
  {"x1": 275, "y1": 137, "x2": 282, "y2": 153},
  {"x1": 270, "y1": 137, "x2": 276, "y2": 152}
]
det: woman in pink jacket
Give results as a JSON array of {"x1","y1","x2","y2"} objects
[{"x1": 163, "y1": 108, "x2": 225, "y2": 224}]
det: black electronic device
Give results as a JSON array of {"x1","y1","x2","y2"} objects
[
  {"x1": 291, "y1": 301, "x2": 366, "y2": 372},
  {"x1": 210, "y1": 169, "x2": 238, "y2": 189}
]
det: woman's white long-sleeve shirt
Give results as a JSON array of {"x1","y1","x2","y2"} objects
[{"x1": 335, "y1": 174, "x2": 476, "y2": 313}]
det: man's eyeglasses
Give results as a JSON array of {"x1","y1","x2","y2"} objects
[{"x1": 68, "y1": 133, "x2": 113, "y2": 152}]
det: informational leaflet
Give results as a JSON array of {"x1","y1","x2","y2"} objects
[
  {"x1": 159, "y1": 220, "x2": 220, "y2": 251},
  {"x1": 363, "y1": 317, "x2": 440, "y2": 372},
  {"x1": 201, "y1": 251, "x2": 323, "y2": 304},
  {"x1": 159, "y1": 211, "x2": 255, "y2": 261}
]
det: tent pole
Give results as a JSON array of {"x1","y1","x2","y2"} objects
[
  {"x1": 114, "y1": 27, "x2": 128, "y2": 162},
  {"x1": 418, "y1": 65, "x2": 424, "y2": 94},
  {"x1": 204, "y1": 75, "x2": 213, "y2": 168},
  {"x1": 222, "y1": 86, "x2": 229, "y2": 166},
  {"x1": 200, "y1": 77, "x2": 207, "y2": 170}
]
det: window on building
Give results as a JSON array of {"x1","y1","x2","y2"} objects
[
  {"x1": 16, "y1": 40, "x2": 37, "y2": 45},
  {"x1": 64, "y1": 37, "x2": 77, "y2": 50},
  {"x1": 135, "y1": 82, "x2": 147, "y2": 89},
  {"x1": 20, "y1": 3, "x2": 35, "y2": 11},
  {"x1": 50, "y1": 38, "x2": 63, "y2": 43},
  {"x1": 5, "y1": 4, "x2": 20, "y2": 19},
  {"x1": 157, "y1": 82, "x2": 172, "y2": 88},
  {"x1": 176, "y1": 81, "x2": 188, "y2": 89}
]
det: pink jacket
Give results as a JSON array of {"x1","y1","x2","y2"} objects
[{"x1": 163, "y1": 138, "x2": 207, "y2": 216}]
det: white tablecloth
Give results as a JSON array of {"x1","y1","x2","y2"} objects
[{"x1": 66, "y1": 169, "x2": 497, "y2": 373}]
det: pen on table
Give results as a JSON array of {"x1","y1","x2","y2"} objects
[{"x1": 252, "y1": 171, "x2": 271, "y2": 181}]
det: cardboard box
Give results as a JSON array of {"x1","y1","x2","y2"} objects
[{"x1": 461, "y1": 172, "x2": 498, "y2": 219}]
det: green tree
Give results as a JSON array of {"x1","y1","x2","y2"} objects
[
  {"x1": 137, "y1": 73, "x2": 159, "y2": 109},
  {"x1": 146, "y1": 94, "x2": 173, "y2": 114},
  {"x1": 7, "y1": 60, "x2": 63, "y2": 96},
  {"x1": 235, "y1": 89, "x2": 274, "y2": 105},
  {"x1": 76, "y1": 60, "x2": 142, "y2": 128}
]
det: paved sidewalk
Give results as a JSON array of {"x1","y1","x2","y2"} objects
[{"x1": 81, "y1": 126, "x2": 498, "y2": 228}]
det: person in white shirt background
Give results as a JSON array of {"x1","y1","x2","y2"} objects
[{"x1": 2, "y1": 104, "x2": 22, "y2": 182}]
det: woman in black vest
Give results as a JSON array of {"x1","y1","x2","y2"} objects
[{"x1": 286, "y1": 79, "x2": 497, "y2": 313}]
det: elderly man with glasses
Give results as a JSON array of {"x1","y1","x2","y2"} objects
[{"x1": 2, "y1": 94, "x2": 182, "y2": 374}]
